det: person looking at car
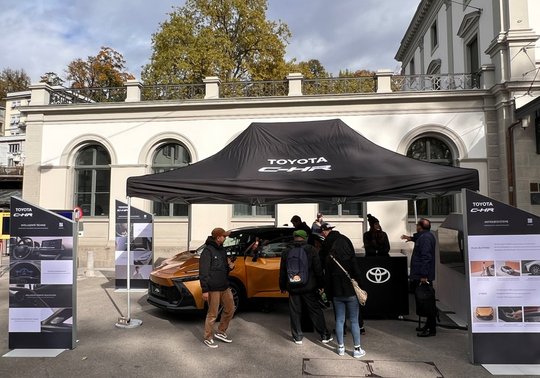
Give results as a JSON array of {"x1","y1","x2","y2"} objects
[
  {"x1": 200, "y1": 227, "x2": 236, "y2": 348},
  {"x1": 279, "y1": 230, "x2": 332, "y2": 345},
  {"x1": 291, "y1": 215, "x2": 312, "y2": 236},
  {"x1": 402, "y1": 218, "x2": 437, "y2": 337},
  {"x1": 311, "y1": 212, "x2": 324, "y2": 233}
]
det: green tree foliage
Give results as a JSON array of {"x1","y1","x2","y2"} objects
[
  {"x1": 65, "y1": 46, "x2": 134, "y2": 89},
  {"x1": 142, "y1": 0, "x2": 291, "y2": 84},
  {"x1": 0, "y1": 68, "x2": 31, "y2": 106},
  {"x1": 288, "y1": 59, "x2": 328, "y2": 79},
  {"x1": 40, "y1": 72, "x2": 65, "y2": 86}
]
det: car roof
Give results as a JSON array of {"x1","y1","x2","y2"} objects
[{"x1": 228, "y1": 225, "x2": 293, "y2": 233}]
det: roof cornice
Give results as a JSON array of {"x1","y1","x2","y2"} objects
[{"x1": 395, "y1": 0, "x2": 436, "y2": 62}]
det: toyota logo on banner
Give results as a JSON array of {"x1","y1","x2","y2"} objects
[{"x1": 366, "y1": 267, "x2": 391, "y2": 284}]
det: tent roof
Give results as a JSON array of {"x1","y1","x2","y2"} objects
[{"x1": 126, "y1": 119, "x2": 479, "y2": 204}]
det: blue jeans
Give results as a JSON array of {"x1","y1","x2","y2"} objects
[{"x1": 333, "y1": 296, "x2": 361, "y2": 346}]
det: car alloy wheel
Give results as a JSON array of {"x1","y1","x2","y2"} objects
[{"x1": 530, "y1": 265, "x2": 540, "y2": 275}]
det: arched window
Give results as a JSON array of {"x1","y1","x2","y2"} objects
[
  {"x1": 152, "y1": 142, "x2": 191, "y2": 216},
  {"x1": 74, "y1": 144, "x2": 111, "y2": 216},
  {"x1": 407, "y1": 136, "x2": 455, "y2": 216}
]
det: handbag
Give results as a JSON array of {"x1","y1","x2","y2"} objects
[
  {"x1": 330, "y1": 255, "x2": 368, "y2": 306},
  {"x1": 414, "y1": 282, "x2": 436, "y2": 317}
]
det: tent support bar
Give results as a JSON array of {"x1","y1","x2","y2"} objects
[{"x1": 414, "y1": 200, "x2": 418, "y2": 225}]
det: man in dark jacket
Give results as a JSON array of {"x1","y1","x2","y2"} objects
[
  {"x1": 279, "y1": 230, "x2": 332, "y2": 345},
  {"x1": 199, "y1": 227, "x2": 235, "y2": 348},
  {"x1": 402, "y1": 218, "x2": 437, "y2": 337}
]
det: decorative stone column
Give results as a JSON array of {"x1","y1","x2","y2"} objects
[
  {"x1": 29, "y1": 83, "x2": 52, "y2": 105},
  {"x1": 480, "y1": 64, "x2": 495, "y2": 90},
  {"x1": 286, "y1": 73, "x2": 303, "y2": 96},
  {"x1": 125, "y1": 80, "x2": 142, "y2": 102},
  {"x1": 376, "y1": 69, "x2": 394, "y2": 93},
  {"x1": 203, "y1": 76, "x2": 221, "y2": 99}
]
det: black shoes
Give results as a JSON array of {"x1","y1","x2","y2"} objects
[{"x1": 417, "y1": 329, "x2": 436, "y2": 337}]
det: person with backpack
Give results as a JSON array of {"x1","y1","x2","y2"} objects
[
  {"x1": 279, "y1": 229, "x2": 333, "y2": 345},
  {"x1": 324, "y1": 238, "x2": 367, "y2": 358}
]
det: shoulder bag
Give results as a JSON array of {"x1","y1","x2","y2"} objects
[{"x1": 329, "y1": 255, "x2": 367, "y2": 306}]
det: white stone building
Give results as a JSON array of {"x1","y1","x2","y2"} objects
[{"x1": 17, "y1": 0, "x2": 539, "y2": 269}]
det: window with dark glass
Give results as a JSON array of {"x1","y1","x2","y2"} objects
[
  {"x1": 430, "y1": 20, "x2": 438, "y2": 51},
  {"x1": 318, "y1": 201, "x2": 362, "y2": 216},
  {"x1": 407, "y1": 137, "x2": 455, "y2": 216},
  {"x1": 152, "y1": 142, "x2": 191, "y2": 216},
  {"x1": 233, "y1": 204, "x2": 275, "y2": 217},
  {"x1": 74, "y1": 145, "x2": 111, "y2": 216}
]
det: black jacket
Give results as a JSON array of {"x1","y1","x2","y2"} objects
[
  {"x1": 199, "y1": 236, "x2": 230, "y2": 293},
  {"x1": 319, "y1": 230, "x2": 355, "y2": 270},
  {"x1": 363, "y1": 230, "x2": 390, "y2": 256},
  {"x1": 279, "y1": 241, "x2": 323, "y2": 294},
  {"x1": 324, "y1": 252, "x2": 362, "y2": 300}
]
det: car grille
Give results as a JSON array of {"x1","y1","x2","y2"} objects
[{"x1": 149, "y1": 282, "x2": 181, "y2": 303}]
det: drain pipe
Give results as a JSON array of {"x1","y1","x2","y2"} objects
[{"x1": 506, "y1": 119, "x2": 523, "y2": 207}]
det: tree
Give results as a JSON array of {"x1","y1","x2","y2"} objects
[
  {"x1": 0, "y1": 68, "x2": 31, "y2": 106},
  {"x1": 288, "y1": 59, "x2": 328, "y2": 79},
  {"x1": 40, "y1": 72, "x2": 64, "y2": 86},
  {"x1": 142, "y1": 0, "x2": 291, "y2": 84},
  {"x1": 65, "y1": 46, "x2": 134, "y2": 89}
]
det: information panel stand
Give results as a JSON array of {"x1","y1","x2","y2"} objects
[
  {"x1": 8, "y1": 197, "x2": 77, "y2": 349},
  {"x1": 463, "y1": 189, "x2": 540, "y2": 364}
]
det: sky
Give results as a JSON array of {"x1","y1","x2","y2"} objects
[{"x1": 0, "y1": 0, "x2": 420, "y2": 83}]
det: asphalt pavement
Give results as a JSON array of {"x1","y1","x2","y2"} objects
[{"x1": 0, "y1": 259, "x2": 532, "y2": 377}]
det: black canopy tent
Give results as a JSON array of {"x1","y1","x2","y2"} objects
[{"x1": 126, "y1": 119, "x2": 479, "y2": 204}]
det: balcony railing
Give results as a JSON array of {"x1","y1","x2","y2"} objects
[
  {"x1": 141, "y1": 84, "x2": 206, "y2": 101},
  {"x1": 304, "y1": 76, "x2": 377, "y2": 95},
  {"x1": 42, "y1": 72, "x2": 485, "y2": 105},
  {"x1": 220, "y1": 80, "x2": 288, "y2": 98},
  {"x1": 391, "y1": 73, "x2": 481, "y2": 91},
  {"x1": 0, "y1": 166, "x2": 23, "y2": 176},
  {"x1": 50, "y1": 87, "x2": 127, "y2": 104}
]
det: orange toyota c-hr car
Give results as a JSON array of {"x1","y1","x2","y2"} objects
[{"x1": 147, "y1": 226, "x2": 295, "y2": 312}]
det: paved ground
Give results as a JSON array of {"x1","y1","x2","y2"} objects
[{"x1": 0, "y1": 258, "x2": 533, "y2": 377}]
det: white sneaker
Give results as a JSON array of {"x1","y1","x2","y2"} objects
[
  {"x1": 204, "y1": 339, "x2": 218, "y2": 348},
  {"x1": 294, "y1": 338, "x2": 303, "y2": 345},
  {"x1": 214, "y1": 332, "x2": 232, "y2": 343},
  {"x1": 337, "y1": 345, "x2": 345, "y2": 356},
  {"x1": 353, "y1": 346, "x2": 366, "y2": 358}
]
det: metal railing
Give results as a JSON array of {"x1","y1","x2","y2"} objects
[
  {"x1": 303, "y1": 76, "x2": 377, "y2": 95},
  {"x1": 391, "y1": 73, "x2": 481, "y2": 92},
  {"x1": 45, "y1": 72, "x2": 484, "y2": 105},
  {"x1": 141, "y1": 84, "x2": 206, "y2": 101},
  {"x1": 50, "y1": 87, "x2": 126, "y2": 104},
  {"x1": 0, "y1": 166, "x2": 23, "y2": 176},
  {"x1": 220, "y1": 80, "x2": 288, "y2": 98}
]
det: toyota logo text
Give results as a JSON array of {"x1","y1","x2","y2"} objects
[{"x1": 366, "y1": 267, "x2": 391, "y2": 284}]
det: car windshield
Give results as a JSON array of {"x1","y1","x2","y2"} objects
[{"x1": 194, "y1": 234, "x2": 242, "y2": 256}]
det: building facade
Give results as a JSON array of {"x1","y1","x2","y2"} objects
[{"x1": 15, "y1": 0, "x2": 539, "y2": 269}]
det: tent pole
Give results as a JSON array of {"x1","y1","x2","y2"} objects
[
  {"x1": 414, "y1": 200, "x2": 418, "y2": 225},
  {"x1": 115, "y1": 196, "x2": 142, "y2": 328},
  {"x1": 127, "y1": 196, "x2": 131, "y2": 320}
]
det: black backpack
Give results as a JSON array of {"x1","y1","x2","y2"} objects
[{"x1": 286, "y1": 245, "x2": 309, "y2": 287}]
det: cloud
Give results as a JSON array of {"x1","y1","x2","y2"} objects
[{"x1": 0, "y1": 0, "x2": 419, "y2": 82}]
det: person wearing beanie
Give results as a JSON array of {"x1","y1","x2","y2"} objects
[{"x1": 363, "y1": 214, "x2": 390, "y2": 257}]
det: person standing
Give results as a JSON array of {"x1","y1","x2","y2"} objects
[
  {"x1": 363, "y1": 214, "x2": 390, "y2": 257},
  {"x1": 320, "y1": 222, "x2": 366, "y2": 335},
  {"x1": 401, "y1": 218, "x2": 437, "y2": 337},
  {"x1": 311, "y1": 212, "x2": 324, "y2": 233},
  {"x1": 291, "y1": 215, "x2": 312, "y2": 236},
  {"x1": 279, "y1": 230, "x2": 333, "y2": 345},
  {"x1": 199, "y1": 227, "x2": 236, "y2": 348},
  {"x1": 324, "y1": 242, "x2": 366, "y2": 358}
]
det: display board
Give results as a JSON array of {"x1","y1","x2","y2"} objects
[
  {"x1": 464, "y1": 190, "x2": 540, "y2": 363},
  {"x1": 8, "y1": 198, "x2": 77, "y2": 349},
  {"x1": 115, "y1": 200, "x2": 154, "y2": 289}
]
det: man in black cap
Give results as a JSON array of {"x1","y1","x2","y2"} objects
[{"x1": 363, "y1": 214, "x2": 390, "y2": 257}]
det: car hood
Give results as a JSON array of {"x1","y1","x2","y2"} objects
[{"x1": 152, "y1": 256, "x2": 200, "y2": 278}]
